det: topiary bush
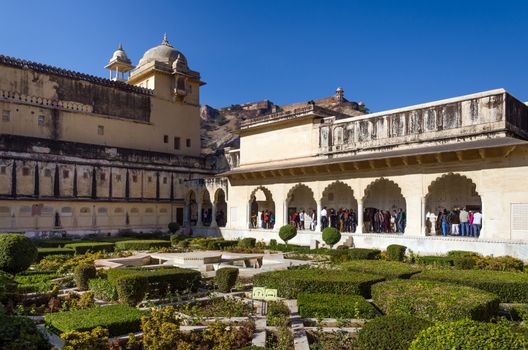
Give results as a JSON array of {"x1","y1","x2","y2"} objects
[
  {"x1": 238, "y1": 237, "x2": 257, "y2": 249},
  {"x1": 349, "y1": 248, "x2": 381, "y2": 260},
  {"x1": 298, "y1": 293, "x2": 376, "y2": 319},
  {"x1": 341, "y1": 260, "x2": 421, "y2": 279},
  {"x1": 114, "y1": 274, "x2": 148, "y2": 306},
  {"x1": 357, "y1": 315, "x2": 432, "y2": 350},
  {"x1": 269, "y1": 239, "x2": 277, "y2": 248},
  {"x1": 322, "y1": 227, "x2": 341, "y2": 248},
  {"x1": 453, "y1": 255, "x2": 476, "y2": 270},
  {"x1": 215, "y1": 267, "x2": 239, "y2": 293},
  {"x1": 386, "y1": 244, "x2": 406, "y2": 261},
  {"x1": 412, "y1": 269, "x2": 528, "y2": 303},
  {"x1": 64, "y1": 242, "x2": 115, "y2": 255},
  {"x1": 74, "y1": 263, "x2": 97, "y2": 291},
  {"x1": 409, "y1": 319, "x2": 528, "y2": 350},
  {"x1": 88, "y1": 278, "x2": 118, "y2": 301},
  {"x1": 114, "y1": 240, "x2": 171, "y2": 251},
  {"x1": 372, "y1": 279, "x2": 500, "y2": 322},
  {"x1": 278, "y1": 224, "x2": 297, "y2": 245},
  {"x1": 0, "y1": 234, "x2": 38, "y2": 275},
  {"x1": 253, "y1": 268, "x2": 384, "y2": 298},
  {"x1": 168, "y1": 222, "x2": 180, "y2": 234}
]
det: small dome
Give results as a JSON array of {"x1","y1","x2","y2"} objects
[
  {"x1": 138, "y1": 34, "x2": 187, "y2": 68},
  {"x1": 109, "y1": 43, "x2": 131, "y2": 65}
]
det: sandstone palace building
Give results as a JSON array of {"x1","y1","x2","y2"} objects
[{"x1": 2, "y1": 36, "x2": 528, "y2": 258}]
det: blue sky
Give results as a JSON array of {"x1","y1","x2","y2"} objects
[{"x1": 1, "y1": 0, "x2": 526, "y2": 111}]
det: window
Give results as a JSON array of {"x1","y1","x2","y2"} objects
[
  {"x1": 19, "y1": 206, "x2": 31, "y2": 216},
  {"x1": 186, "y1": 138, "x2": 191, "y2": 147},
  {"x1": 114, "y1": 208, "x2": 124, "y2": 214},
  {"x1": 0, "y1": 166, "x2": 6, "y2": 175},
  {"x1": 63, "y1": 170, "x2": 69, "y2": 179},
  {"x1": 0, "y1": 206, "x2": 10, "y2": 216},
  {"x1": 145, "y1": 208, "x2": 154, "y2": 214},
  {"x1": 80, "y1": 207, "x2": 91, "y2": 214},
  {"x1": 132, "y1": 175, "x2": 138, "y2": 183},
  {"x1": 115, "y1": 174, "x2": 121, "y2": 182},
  {"x1": 44, "y1": 169, "x2": 52, "y2": 177},
  {"x1": 163, "y1": 135, "x2": 168, "y2": 143},
  {"x1": 174, "y1": 137, "x2": 180, "y2": 150},
  {"x1": 97, "y1": 207, "x2": 108, "y2": 215},
  {"x1": 2, "y1": 110, "x2": 10, "y2": 122},
  {"x1": 147, "y1": 176, "x2": 152, "y2": 183},
  {"x1": 22, "y1": 167, "x2": 30, "y2": 176},
  {"x1": 163, "y1": 177, "x2": 167, "y2": 184},
  {"x1": 100, "y1": 173, "x2": 106, "y2": 181},
  {"x1": 130, "y1": 208, "x2": 139, "y2": 215},
  {"x1": 97, "y1": 125, "x2": 104, "y2": 135},
  {"x1": 37, "y1": 115, "x2": 45, "y2": 126},
  {"x1": 61, "y1": 207, "x2": 73, "y2": 215}
]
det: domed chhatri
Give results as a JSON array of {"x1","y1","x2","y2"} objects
[
  {"x1": 110, "y1": 43, "x2": 132, "y2": 65},
  {"x1": 105, "y1": 43, "x2": 134, "y2": 81},
  {"x1": 138, "y1": 33, "x2": 188, "y2": 69}
]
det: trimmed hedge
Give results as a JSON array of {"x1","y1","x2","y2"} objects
[
  {"x1": 298, "y1": 293, "x2": 377, "y2": 319},
  {"x1": 45, "y1": 304, "x2": 143, "y2": 337},
  {"x1": 372, "y1": 279, "x2": 500, "y2": 322},
  {"x1": 114, "y1": 240, "x2": 170, "y2": 251},
  {"x1": 88, "y1": 278, "x2": 118, "y2": 301},
  {"x1": 447, "y1": 250, "x2": 479, "y2": 258},
  {"x1": 409, "y1": 319, "x2": 528, "y2": 350},
  {"x1": 216, "y1": 267, "x2": 239, "y2": 293},
  {"x1": 34, "y1": 238, "x2": 73, "y2": 248},
  {"x1": 115, "y1": 274, "x2": 148, "y2": 306},
  {"x1": 341, "y1": 260, "x2": 421, "y2": 279},
  {"x1": 475, "y1": 255, "x2": 525, "y2": 272},
  {"x1": 279, "y1": 224, "x2": 297, "y2": 244},
  {"x1": 64, "y1": 242, "x2": 115, "y2": 254},
  {"x1": 416, "y1": 255, "x2": 453, "y2": 267},
  {"x1": 357, "y1": 315, "x2": 433, "y2": 350},
  {"x1": 36, "y1": 247, "x2": 74, "y2": 261},
  {"x1": 322, "y1": 227, "x2": 341, "y2": 247},
  {"x1": 253, "y1": 268, "x2": 385, "y2": 298},
  {"x1": 386, "y1": 244, "x2": 406, "y2": 261},
  {"x1": 15, "y1": 271, "x2": 59, "y2": 293},
  {"x1": 453, "y1": 255, "x2": 476, "y2": 270},
  {"x1": 349, "y1": 248, "x2": 381, "y2": 260},
  {"x1": 74, "y1": 264, "x2": 96, "y2": 291},
  {"x1": 0, "y1": 234, "x2": 38, "y2": 274},
  {"x1": 238, "y1": 237, "x2": 257, "y2": 249},
  {"x1": 107, "y1": 267, "x2": 201, "y2": 297},
  {"x1": 412, "y1": 269, "x2": 528, "y2": 303}
]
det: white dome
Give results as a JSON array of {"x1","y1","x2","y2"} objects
[
  {"x1": 109, "y1": 43, "x2": 131, "y2": 65},
  {"x1": 138, "y1": 34, "x2": 187, "y2": 68}
]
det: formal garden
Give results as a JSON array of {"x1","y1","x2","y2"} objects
[{"x1": 2, "y1": 223, "x2": 528, "y2": 349}]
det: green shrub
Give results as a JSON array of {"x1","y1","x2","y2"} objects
[
  {"x1": 0, "y1": 272, "x2": 17, "y2": 303},
  {"x1": 267, "y1": 300, "x2": 290, "y2": 326},
  {"x1": 372, "y1": 279, "x2": 499, "y2": 322},
  {"x1": 170, "y1": 234, "x2": 187, "y2": 246},
  {"x1": 322, "y1": 227, "x2": 341, "y2": 247},
  {"x1": 36, "y1": 247, "x2": 75, "y2": 261},
  {"x1": 413, "y1": 269, "x2": 528, "y2": 303},
  {"x1": 207, "y1": 239, "x2": 238, "y2": 250},
  {"x1": 74, "y1": 264, "x2": 96, "y2": 291},
  {"x1": 447, "y1": 250, "x2": 479, "y2": 258},
  {"x1": 0, "y1": 310, "x2": 51, "y2": 349},
  {"x1": 238, "y1": 237, "x2": 256, "y2": 248},
  {"x1": 349, "y1": 248, "x2": 381, "y2": 260},
  {"x1": 269, "y1": 239, "x2": 277, "y2": 248},
  {"x1": 114, "y1": 240, "x2": 170, "y2": 251},
  {"x1": 409, "y1": 319, "x2": 528, "y2": 350},
  {"x1": 215, "y1": 267, "x2": 239, "y2": 293},
  {"x1": 45, "y1": 304, "x2": 143, "y2": 337},
  {"x1": 341, "y1": 260, "x2": 421, "y2": 279},
  {"x1": 253, "y1": 268, "x2": 384, "y2": 298},
  {"x1": 453, "y1": 256, "x2": 476, "y2": 270},
  {"x1": 107, "y1": 267, "x2": 201, "y2": 297},
  {"x1": 61, "y1": 326, "x2": 108, "y2": 350},
  {"x1": 34, "y1": 238, "x2": 73, "y2": 248},
  {"x1": 168, "y1": 222, "x2": 180, "y2": 234},
  {"x1": 15, "y1": 271, "x2": 59, "y2": 293},
  {"x1": 357, "y1": 315, "x2": 432, "y2": 350},
  {"x1": 0, "y1": 234, "x2": 38, "y2": 274},
  {"x1": 64, "y1": 242, "x2": 115, "y2": 255},
  {"x1": 114, "y1": 274, "x2": 148, "y2": 306},
  {"x1": 278, "y1": 224, "x2": 297, "y2": 244},
  {"x1": 476, "y1": 255, "x2": 524, "y2": 272},
  {"x1": 386, "y1": 244, "x2": 406, "y2": 261},
  {"x1": 298, "y1": 293, "x2": 376, "y2": 319},
  {"x1": 88, "y1": 278, "x2": 118, "y2": 301},
  {"x1": 178, "y1": 239, "x2": 190, "y2": 249},
  {"x1": 416, "y1": 255, "x2": 453, "y2": 267}
]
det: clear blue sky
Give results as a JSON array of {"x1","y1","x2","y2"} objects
[{"x1": 1, "y1": 0, "x2": 526, "y2": 112}]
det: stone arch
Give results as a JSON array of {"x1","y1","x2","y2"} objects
[
  {"x1": 286, "y1": 183, "x2": 316, "y2": 230},
  {"x1": 322, "y1": 181, "x2": 359, "y2": 232},
  {"x1": 186, "y1": 189, "x2": 198, "y2": 226},
  {"x1": 214, "y1": 188, "x2": 227, "y2": 227},
  {"x1": 201, "y1": 189, "x2": 212, "y2": 226},
  {"x1": 363, "y1": 178, "x2": 407, "y2": 233},
  {"x1": 249, "y1": 186, "x2": 275, "y2": 229}
]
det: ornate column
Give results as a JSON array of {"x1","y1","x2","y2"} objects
[
  {"x1": 357, "y1": 199, "x2": 364, "y2": 234},
  {"x1": 315, "y1": 198, "x2": 322, "y2": 232}
]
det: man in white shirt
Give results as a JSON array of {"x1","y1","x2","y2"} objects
[
  {"x1": 299, "y1": 210, "x2": 305, "y2": 230},
  {"x1": 321, "y1": 207, "x2": 328, "y2": 230},
  {"x1": 472, "y1": 211, "x2": 482, "y2": 238}
]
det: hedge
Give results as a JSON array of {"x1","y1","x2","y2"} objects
[
  {"x1": 34, "y1": 238, "x2": 74, "y2": 248},
  {"x1": 114, "y1": 240, "x2": 171, "y2": 251},
  {"x1": 298, "y1": 293, "x2": 377, "y2": 319},
  {"x1": 349, "y1": 248, "x2": 381, "y2": 260},
  {"x1": 0, "y1": 312, "x2": 51, "y2": 350},
  {"x1": 107, "y1": 267, "x2": 201, "y2": 297},
  {"x1": 447, "y1": 250, "x2": 479, "y2": 258},
  {"x1": 215, "y1": 267, "x2": 239, "y2": 293},
  {"x1": 322, "y1": 227, "x2": 341, "y2": 247},
  {"x1": 253, "y1": 268, "x2": 385, "y2": 298},
  {"x1": 64, "y1": 242, "x2": 115, "y2": 254},
  {"x1": 372, "y1": 279, "x2": 500, "y2": 322},
  {"x1": 415, "y1": 255, "x2": 453, "y2": 267},
  {"x1": 74, "y1": 264, "x2": 96, "y2": 291},
  {"x1": 357, "y1": 315, "x2": 433, "y2": 350},
  {"x1": 279, "y1": 224, "x2": 297, "y2": 244},
  {"x1": 115, "y1": 274, "x2": 148, "y2": 306},
  {"x1": 14, "y1": 271, "x2": 59, "y2": 293},
  {"x1": 386, "y1": 244, "x2": 406, "y2": 261},
  {"x1": 0, "y1": 234, "x2": 38, "y2": 274},
  {"x1": 340, "y1": 260, "x2": 421, "y2": 279},
  {"x1": 412, "y1": 269, "x2": 528, "y2": 303},
  {"x1": 36, "y1": 247, "x2": 74, "y2": 261},
  {"x1": 409, "y1": 319, "x2": 528, "y2": 350},
  {"x1": 238, "y1": 237, "x2": 256, "y2": 249},
  {"x1": 88, "y1": 278, "x2": 118, "y2": 301},
  {"x1": 45, "y1": 304, "x2": 143, "y2": 337}
]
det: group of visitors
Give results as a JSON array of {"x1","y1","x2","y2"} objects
[
  {"x1": 251, "y1": 210, "x2": 275, "y2": 229},
  {"x1": 437, "y1": 207, "x2": 482, "y2": 237},
  {"x1": 363, "y1": 208, "x2": 406, "y2": 234},
  {"x1": 319, "y1": 207, "x2": 358, "y2": 232}
]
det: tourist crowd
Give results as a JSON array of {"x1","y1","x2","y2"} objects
[{"x1": 437, "y1": 207, "x2": 482, "y2": 237}]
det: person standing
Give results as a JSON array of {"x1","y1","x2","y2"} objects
[
  {"x1": 397, "y1": 208, "x2": 406, "y2": 234},
  {"x1": 321, "y1": 207, "x2": 328, "y2": 229},
  {"x1": 310, "y1": 209, "x2": 317, "y2": 231},
  {"x1": 449, "y1": 209, "x2": 460, "y2": 235},
  {"x1": 440, "y1": 209, "x2": 449, "y2": 237},
  {"x1": 472, "y1": 210, "x2": 482, "y2": 237},
  {"x1": 299, "y1": 210, "x2": 305, "y2": 230},
  {"x1": 459, "y1": 208, "x2": 469, "y2": 237}
]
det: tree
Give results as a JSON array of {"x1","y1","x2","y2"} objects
[
  {"x1": 279, "y1": 224, "x2": 297, "y2": 245},
  {"x1": 322, "y1": 227, "x2": 341, "y2": 248},
  {"x1": 0, "y1": 234, "x2": 37, "y2": 275}
]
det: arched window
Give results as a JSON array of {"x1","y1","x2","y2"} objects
[{"x1": 97, "y1": 207, "x2": 108, "y2": 215}]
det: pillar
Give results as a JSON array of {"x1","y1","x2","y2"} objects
[
  {"x1": 357, "y1": 199, "x2": 364, "y2": 234},
  {"x1": 211, "y1": 201, "x2": 218, "y2": 228},
  {"x1": 404, "y1": 193, "x2": 422, "y2": 236},
  {"x1": 421, "y1": 196, "x2": 426, "y2": 235},
  {"x1": 247, "y1": 200, "x2": 252, "y2": 229},
  {"x1": 183, "y1": 203, "x2": 190, "y2": 227},
  {"x1": 197, "y1": 201, "x2": 203, "y2": 226},
  {"x1": 315, "y1": 199, "x2": 322, "y2": 232}
]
